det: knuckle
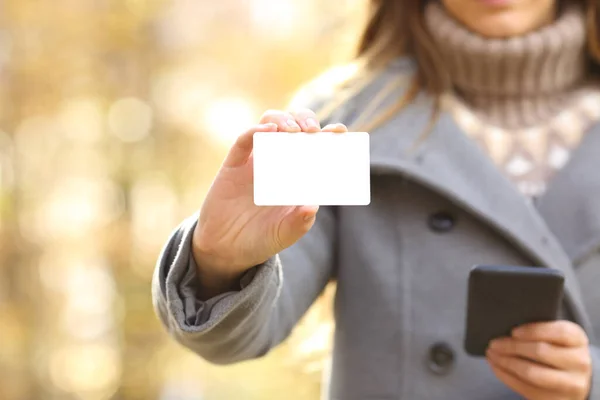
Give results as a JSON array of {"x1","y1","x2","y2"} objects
[
  {"x1": 556, "y1": 323, "x2": 571, "y2": 342},
  {"x1": 575, "y1": 326, "x2": 590, "y2": 345},
  {"x1": 560, "y1": 322, "x2": 588, "y2": 345},
  {"x1": 532, "y1": 342, "x2": 548, "y2": 359},
  {"x1": 577, "y1": 351, "x2": 592, "y2": 371},
  {"x1": 567, "y1": 378, "x2": 588, "y2": 395},
  {"x1": 521, "y1": 364, "x2": 538, "y2": 382},
  {"x1": 582, "y1": 334, "x2": 590, "y2": 346}
]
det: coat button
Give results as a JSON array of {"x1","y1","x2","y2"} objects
[
  {"x1": 428, "y1": 212, "x2": 456, "y2": 233},
  {"x1": 427, "y1": 342, "x2": 455, "y2": 375}
]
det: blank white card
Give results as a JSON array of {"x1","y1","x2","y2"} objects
[{"x1": 253, "y1": 132, "x2": 370, "y2": 206}]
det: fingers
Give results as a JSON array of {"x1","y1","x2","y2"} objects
[
  {"x1": 487, "y1": 362, "x2": 558, "y2": 400},
  {"x1": 224, "y1": 123, "x2": 278, "y2": 168},
  {"x1": 259, "y1": 109, "x2": 302, "y2": 132},
  {"x1": 260, "y1": 109, "x2": 348, "y2": 134},
  {"x1": 512, "y1": 321, "x2": 589, "y2": 347},
  {"x1": 298, "y1": 205, "x2": 320, "y2": 222},
  {"x1": 290, "y1": 109, "x2": 321, "y2": 132},
  {"x1": 275, "y1": 206, "x2": 320, "y2": 250},
  {"x1": 322, "y1": 123, "x2": 349, "y2": 133},
  {"x1": 487, "y1": 323, "x2": 593, "y2": 399},
  {"x1": 487, "y1": 351, "x2": 589, "y2": 397},
  {"x1": 488, "y1": 337, "x2": 591, "y2": 371},
  {"x1": 225, "y1": 109, "x2": 347, "y2": 169}
]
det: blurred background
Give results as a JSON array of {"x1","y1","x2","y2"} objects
[{"x1": 0, "y1": 0, "x2": 369, "y2": 399}]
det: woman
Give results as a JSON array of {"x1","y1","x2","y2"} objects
[{"x1": 152, "y1": 0, "x2": 600, "y2": 398}]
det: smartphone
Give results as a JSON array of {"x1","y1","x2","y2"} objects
[{"x1": 464, "y1": 264, "x2": 564, "y2": 357}]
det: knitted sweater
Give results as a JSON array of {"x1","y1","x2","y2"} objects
[{"x1": 425, "y1": 2, "x2": 600, "y2": 197}]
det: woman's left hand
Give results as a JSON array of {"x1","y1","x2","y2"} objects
[{"x1": 486, "y1": 320, "x2": 592, "y2": 400}]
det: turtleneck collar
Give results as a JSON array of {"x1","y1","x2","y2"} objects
[{"x1": 424, "y1": 2, "x2": 588, "y2": 128}]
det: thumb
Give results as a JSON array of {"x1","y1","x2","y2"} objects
[
  {"x1": 276, "y1": 206, "x2": 319, "y2": 249},
  {"x1": 224, "y1": 123, "x2": 278, "y2": 168}
]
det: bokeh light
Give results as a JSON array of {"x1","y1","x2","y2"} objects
[
  {"x1": 58, "y1": 97, "x2": 105, "y2": 144},
  {"x1": 0, "y1": 0, "x2": 366, "y2": 398},
  {"x1": 49, "y1": 343, "x2": 121, "y2": 394},
  {"x1": 203, "y1": 96, "x2": 258, "y2": 145},
  {"x1": 108, "y1": 97, "x2": 154, "y2": 143}
]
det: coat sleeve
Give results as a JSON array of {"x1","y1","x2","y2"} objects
[
  {"x1": 149, "y1": 62, "x2": 372, "y2": 363},
  {"x1": 150, "y1": 59, "x2": 413, "y2": 364},
  {"x1": 151, "y1": 205, "x2": 338, "y2": 364}
]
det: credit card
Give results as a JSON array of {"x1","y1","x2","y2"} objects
[{"x1": 253, "y1": 131, "x2": 370, "y2": 206}]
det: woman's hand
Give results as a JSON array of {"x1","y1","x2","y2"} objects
[
  {"x1": 192, "y1": 108, "x2": 348, "y2": 298},
  {"x1": 486, "y1": 320, "x2": 592, "y2": 400}
]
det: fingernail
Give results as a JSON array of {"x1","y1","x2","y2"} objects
[
  {"x1": 306, "y1": 118, "x2": 320, "y2": 130},
  {"x1": 286, "y1": 119, "x2": 300, "y2": 130},
  {"x1": 334, "y1": 124, "x2": 346, "y2": 133},
  {"x1": 304, "y1": 213, "x2": 316, "y2": 221}
]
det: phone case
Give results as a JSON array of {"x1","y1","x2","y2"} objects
[{"x1": 464, "y1": 265, "x2": 564, "y2": 357}]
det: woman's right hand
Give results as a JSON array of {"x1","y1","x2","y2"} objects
[{"x1": 192, "y1": 109, "x2": 348, "y2": 297}]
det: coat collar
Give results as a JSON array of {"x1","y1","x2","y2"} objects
[
  {"x1": 367, "y1": 93, "x2": 594, "y2": 335},
  {"x1": 535, "y1": 122, "x2": 600, "y2": 265}
]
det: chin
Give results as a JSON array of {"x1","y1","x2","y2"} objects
[{"x1": 463, "y1": 13, "x2": 539, "y2": 38}]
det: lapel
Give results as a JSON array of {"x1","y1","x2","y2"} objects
[
  {"x1": 367, "y1": 94, "x2": 593, "y2": 335},
  {"x1": 535, "y1": 121, "x2": 600, "y2": 265}
]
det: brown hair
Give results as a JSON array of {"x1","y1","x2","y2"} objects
[{"x1": 318, "y1": 0, "x2": 600, "y2": 134}]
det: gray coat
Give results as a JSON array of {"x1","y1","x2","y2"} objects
[{"x1": 152, "y1": 58, "x2": 600, "y2": 399}]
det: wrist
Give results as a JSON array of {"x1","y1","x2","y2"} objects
[
  {"x1": 192, "y1": 250, "x2": 244, "y2": 299},
  {"x1": 192, "y1": 225, "x2": 246, "y2": 299}
]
